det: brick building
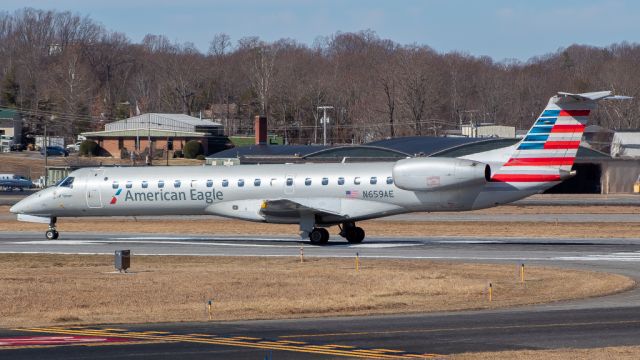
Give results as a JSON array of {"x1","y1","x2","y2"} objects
[{"x1": 81, "y1": 113, "x2": 225, "y2": 157}]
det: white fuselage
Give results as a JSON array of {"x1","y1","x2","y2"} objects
[{"x1": 10, "y1": 160, "x2": 549, "y2": 225}]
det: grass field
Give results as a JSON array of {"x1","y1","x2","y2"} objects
[
  {"x1": 454, "y1": 346, "x2": 640, "y2": 359},
  {"x1": 0, "y1": 254, "x2": 633, "y2": 327}
]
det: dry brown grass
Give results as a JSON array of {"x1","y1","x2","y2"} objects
[
  {"x1": 452, "y1": 346, "x2": 640, "y2": 359},
  {"x1": 0, "y1": 254, "x2": 633, "y2": 327},
  {"x1": 3, "y1": 213, "x2": 640, "y2": 239}
]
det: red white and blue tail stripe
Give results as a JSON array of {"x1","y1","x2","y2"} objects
[{"x1": 491, "y1": 91, "x2": 629, "y2": 184}]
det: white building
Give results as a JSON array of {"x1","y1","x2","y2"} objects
[
  {"x1": 104, "y1": 113, "x2": 223, "y2": 135},
  {"x1": 461, "y1": 123, "x2": 515, "y2": 138},
  {"x1": 611, "y1": 131, "x2": 640, "y2": 158}
]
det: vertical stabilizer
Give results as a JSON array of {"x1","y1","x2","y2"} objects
[{"x1": 491, "y1": 91, "x2": 629, "y2": 184}]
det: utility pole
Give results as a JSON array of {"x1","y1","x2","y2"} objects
[
  {"x1": 147, "y1": 118, "x2": 152, "y2": 166},
  {"x1": 43, "y1": 122, "x2": 48, "y2": 187},
  {"x1": 317, "y1": 106, "x2": 333, "y2": 146}
]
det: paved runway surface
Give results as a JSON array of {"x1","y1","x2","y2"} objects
[{"x1": 1, "y1": 231, "x2": 640, "y2": 358}]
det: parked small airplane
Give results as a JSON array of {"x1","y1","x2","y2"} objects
[
  {"x1": 10, "y1": 91, "x2": 630, "y2": 243},
  {"x1": 0, "y1": 174, "x2": 34, "y2": 191}
]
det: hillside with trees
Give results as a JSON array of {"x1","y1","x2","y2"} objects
[{"x1": 1, "y1": 8, "x2": 638, "y2": 144}]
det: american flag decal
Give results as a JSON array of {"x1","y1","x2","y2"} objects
[{"x1": 346, "y1": 190, "x2": 359, "y2": 198}]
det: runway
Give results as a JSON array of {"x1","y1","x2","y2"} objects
[{"x1": 1, "y1": 231, "x2": 640, "y2": 358}]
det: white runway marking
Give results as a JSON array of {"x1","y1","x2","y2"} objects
[
  {"x1": 554, "y1": 251, "x2": 640, "y2": 262},
  {"x1": 348, "y1": 243, "x2": 419, "y2": 248},
  {"x1": 7, "y1": 239, "x2": 421, "y2": 249}
]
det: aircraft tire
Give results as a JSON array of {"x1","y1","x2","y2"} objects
[
  {"x1": 309, "y1": 228, "x2": 329, "y2": 245},
  {"x1": 46, "y1": 230, "x2": 59, "y2": 240},
  {"x1": 346, "y1": 227, "x2": 365, "y2": 244}
]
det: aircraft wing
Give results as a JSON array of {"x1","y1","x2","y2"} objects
[
  {"x1": 260, "y1": 198, "x2": 343, "y2": 218},
  {"x1": 260, "y1": 197, "x2": 405, "y2": 223}
]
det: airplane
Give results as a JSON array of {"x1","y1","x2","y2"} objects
[
  {"x1": 0, "y1": 174, "x2": 34, "y2": 191},
  {"x1": 10, "y1": 91, "x2": 630, "y2": 243}
]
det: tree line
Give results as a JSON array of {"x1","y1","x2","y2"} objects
[{"x1": 1, "y1": 8, "x2": 639, "y2": 145}]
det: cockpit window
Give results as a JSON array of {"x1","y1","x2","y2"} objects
[{"x1": 58, "y1": 177, "x2": 74, "y2": 188}]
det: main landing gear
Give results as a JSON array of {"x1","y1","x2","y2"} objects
[
  {"x1": 301, "y1": 214, "x2": 366, "y2": 245},
  {"x1": 45, "y1": 217, "x2": 59, "y2": 240},
  {"x1": 339, "y1": 222, "x2": 365, "y2": 244},
  {"x1": 309, "y1": 227, "x2": 330, "y2": 245}
]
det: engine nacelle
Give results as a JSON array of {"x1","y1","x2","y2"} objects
[{"x1": 392, "y1": 157, "x2": 490, "y2": 192}]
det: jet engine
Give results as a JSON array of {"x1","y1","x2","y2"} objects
[{"x1": 392, "y1": 157, "x2": 491, "y2": 192}]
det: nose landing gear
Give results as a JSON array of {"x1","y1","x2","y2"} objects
[{"x1": 45, "y1": 217, "x2": 59, "y2": 240}]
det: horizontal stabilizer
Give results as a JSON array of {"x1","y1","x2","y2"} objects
[{"x1": 556, "y1": 91, "x2": 632, "y2": 103}]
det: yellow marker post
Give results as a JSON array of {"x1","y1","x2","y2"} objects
[
  {"x1": 489, "y1": 283, "x2": 493, "y2": 302},
  {"x1": 207, "y1": 300, "x2": 212, "y2": 320},
  {"x1": 299, "y1": 247, "x2": 304, "y2": 263},
  {"x1": 520, "y1": 264, "x2": 525, "y2": 284},
  {"x1": 355, "y1": 252, "x2": 360, "y2": 272}
]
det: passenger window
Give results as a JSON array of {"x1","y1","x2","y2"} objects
[
  {"x1": 305, "y1": 178, "x2": 312, "y2": 186},
  {"x1": 142, "y1": 181, "x2": 148, "y2": 188},
  {"x1": 158, "y1": 180, "x2": 165, "y2": 188},
  {"x1": 126, "y1": 181, "x2": 132, "y2": 189},
  {"x1": 386, "y1": 176, "x2": 394, "y2": 185},
  {"x1": 322, "y1": 177, "x2": 329, "y2": 185},
  {"x1": 174, "y1": 180, "x2": 181, "y2": 188},
  {"x1": 59, "y1": 177, "x2": 74, "y2": 188},
  {"x1": 338, "y1": 177, "x2": 345, "y2": 185},
  {"x1": 112, "y1": 181, "x2": 119, "y2": 189},
  {"x1": 222, "y1": 179, "x2": 229, "y2": 187},
  {"x1": 206, "y1": 179, "x2": 213, "y2": 188},
  {"x1": 238, "y1": 179, "x2": 245, "y2": 187},
  {"x1": 286, "y1": 178, "x2": 293, "y2": 186},
  {"x1": 254, "y1": 178, "x2": 261, "y2": 187},
  {"x1": 370, "y1": 177, "x2": 377, "y2": 185},
  {"x1": 354, "y1": 177, "x2": 361, "y2": 185}
]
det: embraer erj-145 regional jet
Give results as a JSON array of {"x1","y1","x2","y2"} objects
[{"x1": 10, "y1": 91, "x2": 630, "y2": 244}]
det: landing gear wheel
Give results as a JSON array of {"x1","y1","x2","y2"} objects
[
  {"x1": 45, "y1": 217, "x2": 58, "y2": 240},
  {"x1": 45, "y1": 229, "x2": 59, "y2": 240},
  {"x1": 345, "y1": 227, "x2": 365, "y2": 244},
  {"x1": 309, "y1": 228, "x2": 330, "y2": 245}
]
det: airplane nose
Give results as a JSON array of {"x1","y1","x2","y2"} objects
[
  {"x1": 10, "y1": 199, "x2": 26, "y2": 214},
  {"x1": 9, "y1": 191, "x2": 46, "y2": 215}
]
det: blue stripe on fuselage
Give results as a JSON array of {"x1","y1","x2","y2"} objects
[
  {"x1": 524, "y1": 134, "x2": 549, "y2": 142},
  {"x1": 541, "y1": 110, "x2": 560, "y2": 117},
  {"x1": 517, "y1": 142, "x2": 545, "y2": 150},
  {"x1": 535, "y1": 118, "x2": 557, "y2": 126},
  {"x1": 529, "y1": 127, "x2": 552, "y2": 134}
]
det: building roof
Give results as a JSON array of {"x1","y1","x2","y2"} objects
[
  {"x1": 82, "y1": 129, "x2": 205, "y2": 138},
  {"x1": 208, "y1": 135, "x2": 611, "y2": 164},
  {"x1": 368, "y1": 136, "x2": 489, "y2": 156},
  {"x1": 212, "y1": 144, "x2": 328, "y2": 159},
  {"x1": 0, "y1": 108, "x2": 19, "y2": 119},
  {"x1": 103, "y1": 113, "x2": 222, "y2": 134}
]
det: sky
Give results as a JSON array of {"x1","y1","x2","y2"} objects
[{"x1": 3, "y1": 0, "x2": 640, "y2": 61}]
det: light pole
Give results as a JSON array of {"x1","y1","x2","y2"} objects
[{"x1": 317, "y1": 106, "x2": 333, "y2": 146}]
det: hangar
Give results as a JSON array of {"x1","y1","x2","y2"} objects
[{"x1": 207, "y1": 136, "x2": 631, "y2": 194}]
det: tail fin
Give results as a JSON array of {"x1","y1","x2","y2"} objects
[{"x1": 491, "y1": 91, "x2": 630, "y2": 183}]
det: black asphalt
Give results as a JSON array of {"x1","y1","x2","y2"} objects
[{"x1": 2, "y1": 306, "x2": 640, "y2": 359}]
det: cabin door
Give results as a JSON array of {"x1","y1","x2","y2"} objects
[{"x1": 86, "y1": 169, "x2": 104, "y2": 208}]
